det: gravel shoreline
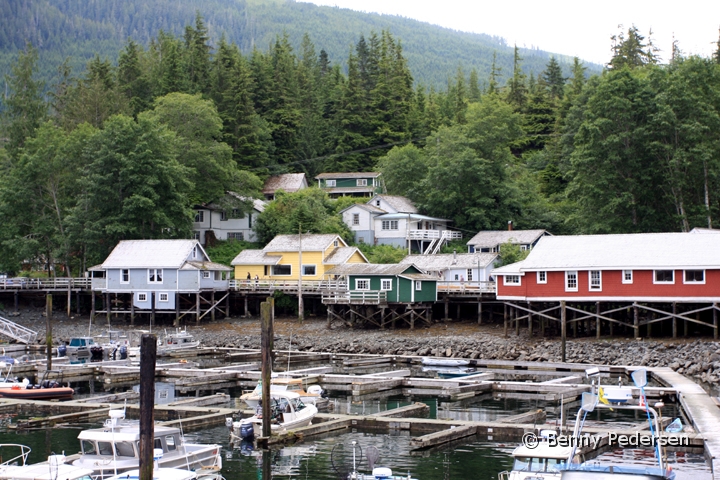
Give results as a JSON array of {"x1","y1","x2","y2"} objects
[{"x1": 5, "y1": 307, "x2": 720, "y2": 395}]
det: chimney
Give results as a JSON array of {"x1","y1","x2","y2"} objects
[
  {"x1": 508, "y1": 220, "x2": 513, "y2": 231},
  {"x1": 452, "y1": 250, "x2": 457, "y2": 264}
]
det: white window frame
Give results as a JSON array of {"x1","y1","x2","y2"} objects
[
  {"x1": 683, "y1": 269, "x2": 705, "y2": 284},
  {"x1": 381, "y1": 220, "x2": 398, "y2": 230},
  {"x1": 357, "y1": 179, "x2": 368, "y2": 187},
  {"x1": 380, "y1": 278, "x2": 392, "y2": 291},
  {"x1": 194, "y1": 210, "x2": 204, "y2": 223},
  {"x1": 467, "y1": 269, "x2": 473, "y2": 282},
  {"x1": 202, "y1": 271, "x2": 211, "y2": 279},
  {"x1": 220, "y1": 211, "x2": 228, "y2": 221},
  {"x1": 158, "y1": 293, "x2": 169, "y2": 302},
  {"x1": 326, "y1": 179, "x2": 336, "y2": 187},
  {"x1": 589, "y1": 270, "x2": 602, "y2": 291},
  {"x1": 355, "y1": 278, "x2": 370, "y2": 290},
  {"x1": 121, "y1": 269, "x2": 130, "y2": 284},
  {"x1": 565, "y1": 271, "x2": 578, "y2": 292},
  {"x1": 415, "y1": 280, "x2": 422, "y2": 290},
  {"x1": 622, "y1": 270, "x2": 633, "y2": 284},
  {"x1": 137, "y1": 293, "x2": 147, "y2": 302},
  {"x1": 148, "y1": 269, "x2": 163, "y2": 284},
  {"x1": 537, "y1": 271, "x2": 547, "y2": 284},
  {"x1": 653, "y1": 270, "x2": 675, "y2": 284},
  {"x1": 228, "y1": 232, "x2": 244, "y2": 241},
  {"x1": 301, "y1": 265, "x2": 316, "y2": 276},
  {"x1": 271, "y1": 265, "x2": 292, "y2": 276},
  {"x1": 352, "y1": 213, "x2": 360, "y2": 226},
  {"x1": 504, "y1": 275, "x2": 521, "y2": 286}
]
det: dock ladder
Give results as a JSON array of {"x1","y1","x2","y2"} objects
[{"x1": 0, "y1": 316, "x2": 38, "y2": 345}]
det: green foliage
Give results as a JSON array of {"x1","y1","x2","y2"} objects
[
  {"x1": 356, "y1": 244, "x2": 407, "y2": 264},
  {"x1": 254, "y1": 188, "x2": 353, "y2": 244},
  {"x1": 496, "y1": 241, "x2": 531, "y2": 267},
  {"x1": 204, "y1": 239, "x2": 260, "y2": 269},
  {"x1": 609, "y1": 25, "x2": 659, "y2": 70},
  {"x1": 439, "y1": 240, "x2": 467, "y2": 254},
  {"x1": 376, "y1": 144, "x2": 427, "y2": 201}
]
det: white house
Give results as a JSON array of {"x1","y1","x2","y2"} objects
[
  {"x1": 193, "y1": 193, "x2": 266, "y2": 245},
  {"x1": 262, "y1": 173, "x2": 308, "y2": 200},
  {"x1": 466, "y1": 224, "x2": 550, "y2": 253},
  {"x1": 400, "y1": 252, "x2": 498, "y2": 283}
]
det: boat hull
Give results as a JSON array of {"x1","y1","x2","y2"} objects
[{"x1": 0, "y1": 387, "x2": 74, "y2": 400}]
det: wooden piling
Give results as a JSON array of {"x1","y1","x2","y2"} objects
[
  {"x1": 260, "y1": 297, "x2": 274, "y2": 439},
  {"x1": 596, "y1": 302, "x2": 601, "y2": 339},
  {"x1": 139, "y1": 334, "x2": 157, "y2": 480},
  {"x1": 504, "y1": 303, "x2": 508, "y2": 338},
  {"x1": 714, "y1": 303, "x2": 718, "y2": 340},
  {"x1": 211, "y1": 291, "x2": 216, "y2": 322},
  {"x1": 66, "y1": 284, "x2": 71, "y2": 319},
  {"x1": 90, "y1": 292, "x2": 95, "y2": 323},
  {"x1": 444, "y1": 296, "x2": 449, "y2": 323},
  {"x1": 633, "y1": 304, "x2": 639, "y2": 338},
  {"x1": 528, "y1": 302, "x2": 533, "y2": 337},
  {"x1": 672, "y1": 302, "x2": 677, "y2": 338},
  {"x1": 175, "y1": 293, "x2": 180, "y2": 327},
  {"x1": 46, "y1": 294, "x2": 52, "y2": 370},
  {"x1": 106, "y1": 293, "x2": 111, "y2": 324},
  {"x1": 560, "y1": 301, "x2": 566, "y2": 363},
  {"x1": 477, "y1": 298, "x2": 482, "y2": 325}
]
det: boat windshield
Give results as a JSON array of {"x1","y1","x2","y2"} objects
[
  {"x1": 513, "y1": 457, "x2": 566, "y2": 472},
  {"x1": 98, "y1": 442, "x2": 114, "y2": 456},
  {"x1": 116, "y1": 441, "x2": 135, "y2": 457},
  {"x1": 80, "y1": 440, "x2": 96, "y2": 455},
  {"x1": 69, "y1": 338, "x2": 89, "y2": 347},
  {"x1": 292, "y1": 398, "x2": 306, "y2": 411}
]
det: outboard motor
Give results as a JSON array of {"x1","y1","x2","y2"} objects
[
  {"x1": 118, "y1": 345, "x2": 128, "y2": 360},
  {"x1": 57, "y1": 345, "x2": 67, "y2": 357},
  {"x1": 239, "y1": 420, "x2": 254, "y2": 439}
]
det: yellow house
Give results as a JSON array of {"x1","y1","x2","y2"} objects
[{"x1": 231, "y1": 234, "x2": 368, "y2": 281}]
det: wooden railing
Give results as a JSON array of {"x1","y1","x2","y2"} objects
[
  {"x1": 437, "y1": 281, "x2": 496, "y2": 294},
  {"x1": 229, "y1": 279, "x2": 347, "y2": 293},
  {"x1": 406, "y1": 230, "x2": 463, "y2": 240},
  {"x1": 321, "y1": 290, "x2": 387, "y2": 305},
  {"x1": 0, "y1": 277, "x2": 91, "y2": 291}
]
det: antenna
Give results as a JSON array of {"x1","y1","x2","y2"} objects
[{"x1": 287, "y1": 331, "x2": 292, "y2": 374}]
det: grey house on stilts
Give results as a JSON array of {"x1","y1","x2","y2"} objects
[{"x1": 89, "y1": 239, "x2": 232, "y2": 325}]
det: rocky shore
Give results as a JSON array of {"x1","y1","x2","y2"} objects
[{"x1": 5, "y1": 307, "x2": 720, "y2": 394}]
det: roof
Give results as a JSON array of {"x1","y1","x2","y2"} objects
[
  {"x1": 323, "y1": 247, "x2": 369, "y2": 265},
  {"x1": 467, "y1": 229, "x2": 548, "y2": 247},
  {"x1": 690, "y1": 227, "x2": 720, "y2": 234},
  {"x1": 262, "y1": 173, "x2": 307, "y2": 194},
  {"x1": 264, "y1": 234, "x2": 346, "y2": 252},
  {"x1": 401, "y1": 253, "x2": 498, "y2": 270},
  {"x1": 327, "y1": 263, "x2": 416, "y2": 276},
  {"x1": 377, "y1": 213, "x2": 449, "y2": 222},
  {"x1": 323, "y1": 187, "x2": 377, "y2": 195},
  {"x1": 370, "y1": 195, "x2": 417, "y2": 213},
  {"x1": 315, "y1": 172, "x2": 382, "y2": 179},
  {"x1": 340, "y1": 203, "x2": 386, "y2": 215},
  {"x1": 231, "y1": 250, "x2": 282, "y2": 266},
  {"x1": 496, "y1": 232, "x2": 720, "y2": 272},
  {"x1": 182, "y1": 261, "x2": 232, "y2": 272},
  {"x1": 101, "y1": 240, "x2": 206, "y2": 269},
  {"x1": 227, "y1": 192, "x2": 267, "y2": 212},
  {"x1": 399, "y1": 272, "x2": 438, "y2": 281}
]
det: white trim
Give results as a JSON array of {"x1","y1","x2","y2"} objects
[
  {"x1": 137, "y1": 292, "x2": 148, "y2": 302},
  {"x1": 536, "y1": 271, "x2": 547, "y2": 284},
  {"x1": 158, "y1": 292, "x2": 169, "y2": 302},
  {"x1": 498, "y1": 296, "x2": 720, "y2": 302},
  {"x1": 653, "y1": 269, "x2": 675, "y2": 284},
  {"x1": 355, "y1": 278, "x2": 370, "y2": 290},
  {"x1": 120, "y1": 269, "x2": 130, "y2": 284},
  {"x1": 683, "y1": 269, "x2": 705, "y2": 284},
  {"x1": 504, "y1": 275, "x2": 521, "y2": 286},
  {"x1": 380, "y1": 278, "x2": 392, "y2": 291},
  {"x1": 148, "y1": 268, "x2": 163, "y2": 284},
  {"x1": 565, "y1": 271, "x2": 578, "y2": 292},
  {"x1": 326, "y1": 179, "x2": 336, "y2": 187},
  {"x1": 271, "y1": 264, "x2": 293, "y2": 276},
  {"x1": 622, "y1": 270, "x2": 633, "y2": 284},
  {"x1": 415, "y1": 280, "x2": 422, "y2": 291},
  {"x1": 202, "y1": 271, "x2": 211, "y2": 279},
  {"x1": 588, "y1": 270, "x2": 602, "y2": 291},
  {"x1": 302, "y1": 264, "x2": 317, "y2": 276}
]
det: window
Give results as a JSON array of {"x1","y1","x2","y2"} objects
[
  {"x1": 684, "y1": 270, "x2": 705, "y2": 284},
  {"x1": 415, "y1": 280, "x2": 422, "y2": 290},
  {"x1": 469, "y1": 246, "x2": 476, "y2": 253},
  {"x1": 467, "y1": 269, "x2": 473, "y2": 281},
  {"x1": 192, "y1": 231, "x2": 200, "y2": 240},
  {"x1": 231, "y1": 208, "x2": 241, "y2": 218},
  {"x1": 357, "y1": 179, "x2": 368, "y2": 186},
  {"x1": 202, "y1": 271, "x2": 211, "y2": 279},
  {"x1": 520, "y1": 245, "x2": 528, "y2": 251},
  {"x1": 194, "y1": 210, "x2": 204, "y2": 223},
  {"x1": 228, "y1": 232, "x2": 244, "y2": 241},
  {"x1": 248, "y1": 214, "x2": 252, "y2": 229},
  {"x1": 622, "y1": 270, "x2": 633, "y2": 284},
  {"x1": 215, "y1": 271, "x2": 223, "y2": 281},
  {"x1": 565, "y1": 271, "x2": 578, "y2": 291},
  {"x1": 159, "y1": 293, "x2": 169, "y2": 302},
  {"x1": 376, "y1": 200, "x2": 381, "y2": 207},
  {"x1": 589, "y1": 270, "x2": 602, "y2": 290},
  {"x1": 381, "y1": 220, "x2": 398, "y2": 230},
  {"x1": 358, "y1": 237, "x2": 365, "y2": 244},
  {"x1": 333, "y1": 239, "x2": 339, "y2": 247},
  {"x1": 192, "y1": 246, "x2": 198, "y2": 259},
  {"x1": 165, "y1": 435, "x2": 176, "y2": 451},
  {"x1": 137, "y1": 293, "x2": 147, "y2": 302},
  {"x1": 381, "y1": 279, "x2": 392, "y2": 290},
  {"x1": 272, "y1": 265, "x2": 292, "y2": 276},
  {"x1": 115, "y1": 442, "x2": 135, "y2": 457},
  {"x1": 353, "y1": 213, "x2": 360, "y2": 225},
  {"x1": 220, "y1": 211, "x2": 228, "y2": 221},
  {"x1": 537, "y1": 271, "x2": 547, "y2": 284},
  {"x1": 121, "y1": 269, "x2": 129, "y2": 284},
  {"x1": 326, "y1": 179, "x2": 336, "y2": 187},
  {"x1": 654, "y1": 270, "x2": 675, "y2": 284},
  {"x1": 356, "y1": 279, "x2": 370, "y2": 290},
  {"x1": 148, "y1": 269, "x2": 163, "y2": 284},
  {"x1": 302, "y1": 265, "x2": 316, "y2": 276},
  {"x1": 504, "y1": 275, "x2": 521, "y2": 285}
]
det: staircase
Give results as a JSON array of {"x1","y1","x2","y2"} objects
[
  {"x1": 0, "y1": 316, "x2": 38, "y2": 345},
  {"x1": 421, "y1": 230, "x2": 464, "y2": 255}
]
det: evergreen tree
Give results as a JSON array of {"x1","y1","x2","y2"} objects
[
  {"x1": 118, "y1": 39, "x2": 153, "y2": 115},
  {"x1": 184, "y1": 12, "x2": 212, "y2": 94},
  {"x1": 608, "y1": 25, "x2": 658, "y2": 69},
  {"x1": 543, "y1": 56, "x2": 565, "y2": 101},
  {"x1": 506, "y1": 45, "x2": 527, "y2": 109},
  {"x1": 468, "y1": 68, "x2": 481, "y2": 102},
  {"x1": 487, "y1": 52, "x2": 501, "y2": 95}
]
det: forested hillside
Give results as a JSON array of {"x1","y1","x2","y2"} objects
[
  {"x1": 0, "y1": 0, "x2": 589, "y2": 89},
  {"x1": 1, "y1": 16, "x2": 720, "y2": 278}
]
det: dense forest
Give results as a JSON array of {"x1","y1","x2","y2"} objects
[
  {"x1": 1, "y1": 12, "x2": 720, "y2": 277},
  {"x1": 0, "y1": 0, "x2": 590, "y2": 90}
]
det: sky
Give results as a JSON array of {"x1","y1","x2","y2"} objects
[{"x1": 300, "y1": 0, "x2": 720, "y2": 65}]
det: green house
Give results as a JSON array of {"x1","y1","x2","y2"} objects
[
  {"x1": 315, "y1": 172, "x2": 384, "y2": 198},
  {"x1": 326, "y1": 263, "x2": 437, "y2": 304}
]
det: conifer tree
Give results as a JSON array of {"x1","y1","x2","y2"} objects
[
  {"x1": 506, "y1": 45, "x2": 527, "y2": 109},
  {"x1": 543, "y1": 56, "x2": 565, "y2": 101},
  {"x1": 487, "y1": 52, "x2": 501, "y2": 95}
]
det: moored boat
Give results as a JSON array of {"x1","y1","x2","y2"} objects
[
  {"x1": 420, "y1": 357, "x2": 470, "y2": 367},
  {"x1": 0, "y1": 370, "x2": 73, "y2": 400},
  {"x1": 0, "y1": 444, "x2": 95, "y2": 480},
  {"x1": 230, "y1": 391, "x2": 317, "y2": 439},
  {"x1": 240, "y1": 377, "x2": 325, "y2": 408}
]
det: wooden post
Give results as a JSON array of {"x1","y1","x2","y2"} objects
[
  {"x1": 648, "y1": 312, "x2": 653, "y2": 338},
  {"x1": 244, "y1": 295, "x2": 249, "y2": 318},
  {"x1": 515, "y1": 306, "x2": 519, "y2": 336},
  {"x1": 572, "y1": 307, "x2": 577, "y2": 338},
  {"x1": 91, "y1": 292, "x2": 96, "y2": 323},
  {"x1": 380, "y1": 308, "x2": 386, "y2": 330},
  {"x1": 444, "y1": 296, "x2": 449, "y2": 323},
  {"x1": 326, "y1": 304, "x2": 332, "y2": 329},
  {"x1": 609, "y1": 305, "x2": 614, "y2": 336},
  {"x1": 139, "y1": 334, "x2": 157, "y2": 480},
  {"x1": 684, "y1": 312, "x2": 689, "y2": 337},
  {"x1": 211, "y1": 291, "x2": 216, "y2": 322},
  {"x1": 225, "y1": 294, "x2": 230, "y2": 318},
  {"x1": 196, "y1": 293, "x2": 200, "y2": 325},
  {"x1": 13, "y1": 291, "x2": 18, "y2": 314},
  {"x1": 174, "y1": 293, "x2": 180, "y2": 327},
  {"x1": 528, "y1": 302, "x2": 533, "y2": 337},
  {"x1": 45, "y1": 294, "x2": 52, "y2": 370},
  {"x1": 477, "y1": 298, "x2": 482, "y2": 325},
  {"x1": 714, "y1": 303, "x2": 718, "y2": 340},
  {"x1": 66, "y1": 283, "x2": 71, "y2": 318},
  {"x1": 560, "y1": 301, "x2": 566, "y2": 363},
  {"x1": 151, "y1": 292, "x2": 155, "y2": 328},
  {"x1": 130, "y1": 294, "x2": 135, "y2": 326},
  {"x1": 410, "y1": 308, "x2": 415, "y2": 330},
  {"x1": 633, "y1": 304, "x2": 639, "y2": 338},
  {"x1": 541, "y1": 311, "x2": 545, "y2": 337},
  {"x1": 76, "y1": 291, "x2": 81, "y2": 315},
  {"x1": 504, "y1": 303, "x2": 508, "y2": 338},
  {"x1": 262, "y1": 450, "x2": 272, "y2": 480},
  {"x1": 106, "y1": 293, "x2": 111, "y2": 324},
  {"x1": 672, "y1": 302, "x2": 677, "y2": 338},
  {"x1": 260, "y1": 297, "x2": 274, "y2": 439},
  {"x1": 456, "y1": 304, "x2": 461, "y2": 321},
  {"x1": 596, "y1": 302, "x2": 601, "y2": 339}
]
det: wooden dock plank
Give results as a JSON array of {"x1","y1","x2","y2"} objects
[{"x1": 409, "y1": 425, "x2": 477, "y2": 449}]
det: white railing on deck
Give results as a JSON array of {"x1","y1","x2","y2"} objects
[
  {"x1": 437, "y1": 281, "x2": 496, "y2": 294},
  {"x1": 406, "y1": 230, "x2": 463, "y2": 241},
  {"x1": 0, "y1": 277, "x2": 91, "y2": 290},
  {"x1": 230, "y1": 279, "x2": 347, "y2": 293},
  {"x1": 321, "y1": 290, "x2": 387, "y2": 304}
]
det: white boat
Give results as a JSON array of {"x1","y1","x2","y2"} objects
[
  {"x1": 0, "y1": 361, "x2": 29, "y2": 389},
  {"x1": 103, "y1": 449, "x2": 225, "y2": 480},
  {"x1": 420, "y1": 357, "x2": 470, "y2": 367},
  {"x1": 240, "y1": 377, "x2": 325, "y2": 408},
  {"x1": 91, "y1": 330, "x2": 129, "y2": 360},
  {"x1": 127, "y1": 329, "x2": 200, "y2": 357},
  {"x1": 0, "y1": 444, "x2": 95, "y2": 480},
  {"x1": 230, "y1": 391, "x2": 318, "y2": 439},
  {"x1": 72, "y1": 409, "x2": 222, "y2": 480},
  {"x1": 499, "y1": 432, "x2": 578, "y2": 480},
  {"x1": 64, "y1": 337, "x2": 97, "y2": 358}
]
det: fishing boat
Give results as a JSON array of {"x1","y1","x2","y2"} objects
[
  {"x1": 90, "y1": 330, "x2": 129, "y2": 360},
  {"x1": 498, "y1": 431, "x2": 579, "y2": 480},
  {"x1": 420, "y1": 357, "x2": 470, "y2": 367},
  {"x1": 0, "y1": 444, "x2": 95, "y2": 480},
  {"x1": 0, "y1": 370, "x2": 73, "y2": 400},
  {"x1": 229, "y1": 391, "x2": 318, "y2": 439},
  {"x1": 127, "y1": 328, "x2": 200, "y2": 357},
  {"x1": 103, "y1": 449, "x2": 225, "y2": 480},
  {"x1": 72, "y1": 409, "x2": 222, "y2": 480},
  {"x1": 240, "y1": 377, "x2": 325, "y2": 408},
  {"x1": 62, "y1": 337, "x2": 96, "y2": 358}
]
